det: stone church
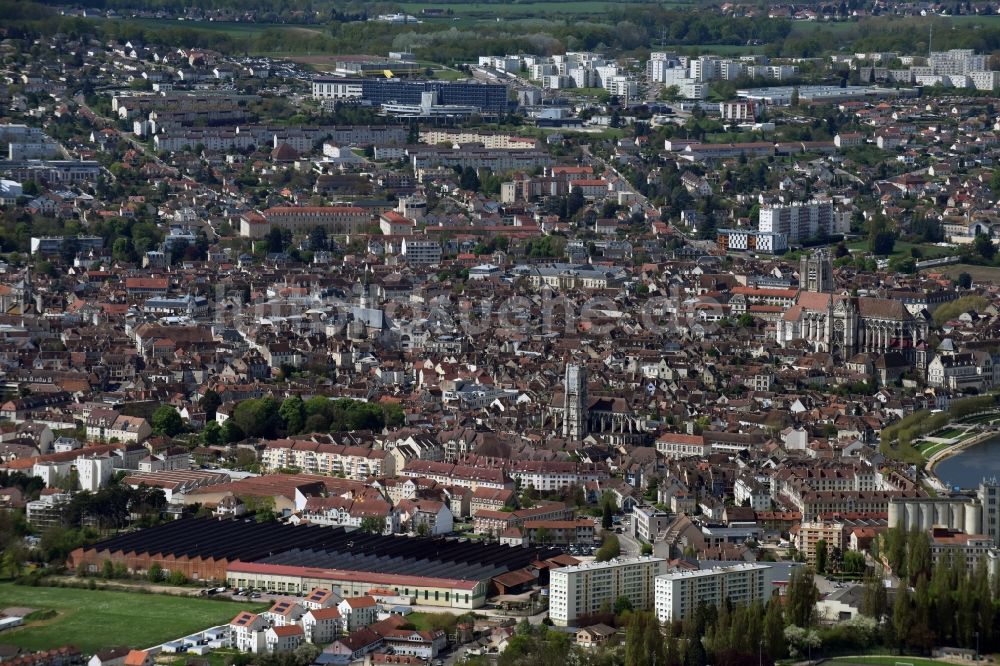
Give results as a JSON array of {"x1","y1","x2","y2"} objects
[{"x1": 776, "y1": 251, "x2": 930, "y2": 366}]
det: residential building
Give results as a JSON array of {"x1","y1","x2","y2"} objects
[
  {"x1": 549, "y1": 557, "x2": 668, "y2": 626},
  {"x1": 654, "y1": 564, "x2": 773, "y2": 623}
]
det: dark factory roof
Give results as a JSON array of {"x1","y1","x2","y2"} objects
[{"x1": 81, "y1": 518, "x2": 561, "y2": 582}]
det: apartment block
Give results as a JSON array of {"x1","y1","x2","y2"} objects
[
  {"x1": 549, "y1": 557, "x2": 668, "y2": 626},
  {"x1": 758, "y1": 201, "x2": 836, "y2": 243},
  {"x1": 654, "y1": 564, "x2": 773, "y2": 623}
]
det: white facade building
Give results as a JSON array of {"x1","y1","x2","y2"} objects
[
  {"x1": 654, "y1": 564, "x2": 773, "y2": 623},
  {"x1": 549, "y1": 557, "x2": 668, "y2": 626}
]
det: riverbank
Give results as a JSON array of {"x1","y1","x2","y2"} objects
[{"x1": 926, "y1": 430, "x2": 999, "y2": 488}]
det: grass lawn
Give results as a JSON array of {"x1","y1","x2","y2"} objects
[
  {"x1": 0, "y1": 583, "x2": 265, "y2": 653},
  {"x1": 920, "y1": 442, "x2": 952, "y2": 459},
  {"x1": 846, "y1": 240, "x2": 956, "y2": 260},
  {"x1": 922, "y1": 263, "x2": 1000, "y2": 284},
  {"x1": 397, "y1": 1, "x2": 677, "y2": 18},
  {"x1": 790, "y1": 20, "x2": 861, "y2": 35},
  {"x1": 935, "y1": 428, "x2": 964, "y2": 439},
  {"x1": 105, "y1": 17, "x2": 323, "y2": 37},
  {"x1": 168, "y1": 649, "x2": 241, "y2": 666},
  {"x1": 830, "y1": 657, "x2": 949, "y2": 666},
  {"x1": 431, "y1": 68, "x2": 469, "y2": 81}
]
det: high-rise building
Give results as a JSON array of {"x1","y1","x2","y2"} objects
[
  {"x1": 758, "y1": 201, "x2": 835, "y2": 244},
  {"x1": 562, "y1": 363, "x2": 587, "y2": 440},
  {"x1": 654, "y1": 564, "x2": 774, "y2": 623},
  {"x1": 979, "y1": 478, "x2": 1000, "y2": 546},
  {"x1": 549, "y1": 557, "x2": 668, "y2": 626}
]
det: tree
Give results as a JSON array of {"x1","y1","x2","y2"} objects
[
  {"x1": 815, "y1": 539, "x2": 828, "y2": 574},
  {"x1": 534, "y1": 527, "x2": 551, "y2": 544},
  {"x1": 602, "y1": 501, "x2": 614, "y2": 530},
  {"x1": 148, "y1": 563, "x2": 163, "y2": 582},
  {"x1": 614, "y1": 595, "x2": 634, "y2": 615},
  {"x1": 790, "y1": 87, "x2": 800, "y2": 107},
  {"x1": 764, "y1": 594, "x2": 786, "y2": 660},
  {"x1": 232, "y1": 397, "x2": 281, "y2": 438},
  {"x1": 595, "y1": 534, "x2": 621, "y2": 562},
  {"x1": 974, "y1": 232, "x2": 996, "y2": 261},
  {"x1": 624, "y1": 611, "x2": 663, "y2": 666},
  {"x1": 956, "y1": 272, "x2": 973, "y2": 289},
  {"x1": 221, "y1": 420, "x2": 245, "y2": 444},
  {"x1": 567, "y1": 186, "x2": 585, "y2": 219},
  {"x1": 892, "y1": 583, "x2": 913, "y2": 650},
  {"x1": 151, "y1": 405, "x2": 184, "y2": 437},
  {"x1": 359, "y1": 516, "x2": 386, "y2": 534},
  {"x1": 907, "y1": 529, "x2": 932, "y2": 584},
  {"x1": 279, "y1": 395, "x2": 306, "y2": 435},
  {"x1": 861, "y1": 567, "x2": 889, "y2": 621},
  {"x1": 202, "y1": 421, "x2": 222, "y2": 446},
  {"x1": 112, "y1": 237, "x2": 132, "y2": 264},
  {"x1": 200, "y1": 390, "x2": 221, "y2": 420},
  {"x1": 786, "y1": 566, "x2": 818, "y2": 628},
  {"x1": 460, "y1": 166, "x2": 480, "y2": 192},
  {"x1": 842, "y1": 550, "x2": 866, "y2": 574}
]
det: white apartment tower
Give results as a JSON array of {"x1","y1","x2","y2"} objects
[
  {"x1": 758, "y1": 201, "x2": 835, "y2": 244},
  {"x1": 654, "y1": 564, "x2": 774, "y2": 623},
  {"x1": 550, "y1": 557, "x2": 668, "y2": 626}
]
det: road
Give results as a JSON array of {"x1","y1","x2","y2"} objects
[{"x1": 615, "y1": 516, "x2": 642, "y2": 556}]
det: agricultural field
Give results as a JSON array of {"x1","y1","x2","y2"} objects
[{"x1": 0, "y1": 583, "x2": 263, "y2": 653}]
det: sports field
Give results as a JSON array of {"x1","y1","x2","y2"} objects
[
  {"x1": 830, "y1": 656, "x2": 952, "y2": 666},
  {"x1": 0, "y1": 583, "x2": 264, "y2": 653}
]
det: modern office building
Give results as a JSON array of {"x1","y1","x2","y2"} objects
[
  {"x1": 312, "y1": 78, "x2": 509, "y2": 114},
  {"x1": 549, "y1": 557, "x2": 668, "y2": 626},
  {"x1": 654, "y1": 563, "x2": 773, "y2": 623}
]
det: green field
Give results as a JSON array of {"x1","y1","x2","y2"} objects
[
  {"x1": 935, "y1": 428, "x2": 964, "y2": 439},
  {"x1": 790, "y1": 19, "x2": 863, "y2": 35},
  {"x1": 922, "y1": 263, "x2": 1000, "y2": 284},
  {"x1": 0, "y1": 584, "x2": 265, "y2": 653},
  {"x1": 916, "y1": 441, "x2": 951, "y2": 459},
  {"x1": 830, "y1": 657, "x2": 952, "y2": 666},
  {"x1": 108, "y1": 17, "x2": 324, "y2": 37},
  {"x1": 397, "y1": 0, "x2": 674, "y2": 17},
  {"x1": 846, "y1": 240, "x2": 956, "y2": 260}
]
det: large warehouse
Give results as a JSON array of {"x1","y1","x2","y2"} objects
[{"x1": 69, "y1": 518, "x2": 561, "y2": 609}]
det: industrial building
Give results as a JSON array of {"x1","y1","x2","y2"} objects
[
  {"x1": 311, "y1": 78, "x2": 509, "y2": 115},
  {"x1": 888, "y1": 479, "x2": 1000, "y2": 547},
  {"x1": 68, "y1": 518, "x2": 560, "y2": 609}
]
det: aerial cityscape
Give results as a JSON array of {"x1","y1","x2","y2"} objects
[{"x1": 2, "y1": 1, "x2": 1000, "y2": 665}]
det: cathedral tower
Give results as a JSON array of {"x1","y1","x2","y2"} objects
[
  {"x1": 799, "y1": 249, "x2": 834, "y2": 293},
  {"x1": 563, "y1": 362, "x2": 588, "y2": 441}
]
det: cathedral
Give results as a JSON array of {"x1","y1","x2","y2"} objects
[
  {"x1": 777, "y1": 251, "x2": 930, "y2": 365},
  {"x1": 549, "y1": 363, "x2": 648, "y2": 445}
]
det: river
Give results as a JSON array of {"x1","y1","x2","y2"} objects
[{"x1": 932, "y1": 435, "x2": 1000, "y2": 490}]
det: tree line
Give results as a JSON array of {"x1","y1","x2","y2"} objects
[{"x1": 203, "y1": 395, "x2": 406, "y2": 445}]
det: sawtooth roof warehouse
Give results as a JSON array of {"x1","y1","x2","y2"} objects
[{"x1": 68, "y1": 518, "x2": 560, "y2": 609}]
